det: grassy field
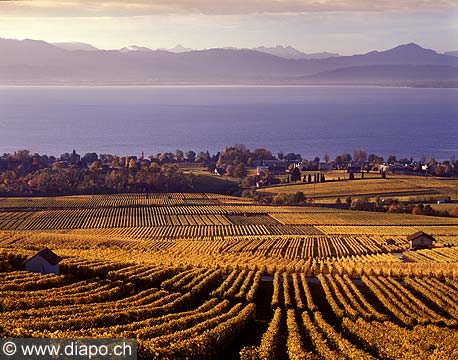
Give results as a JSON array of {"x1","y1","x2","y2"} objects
[
  {"x1": 259, "y1": 173, "x2": 458, "y2": 203},
  {"x1": 0, "y1": 192, "x2": 457, "y2": 359},
  {"x1": 431, "y1": 203, "x2": 458, "y2": 214}
]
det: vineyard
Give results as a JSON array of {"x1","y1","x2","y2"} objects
[
  {"x1": 0, "y1": 193, "x2": 457, "y2": 359},
  {"x1": 257, "y1": 177, "x2": 437, "y2": 198},
  {"x1": 1, "y1": 251, "x2": 457, "y2": 359},
  {"x1": 257, "y1": 174, "x2": 458, "y2": 201}
]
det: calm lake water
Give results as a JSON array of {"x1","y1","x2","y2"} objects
[{"x1": 0, "y1": 86, "x2": 457, "y2": 160}]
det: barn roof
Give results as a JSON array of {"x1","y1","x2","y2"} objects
[
  {"x1": 407, "y1": 231, "x2": 435, "y2": 242},
  {"x1": 26, "y1": 247, "x2": 62, "y2": 266}
]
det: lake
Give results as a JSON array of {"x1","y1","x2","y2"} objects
[{"x1": 0, "y1": 86, "x2": 457, "y2": 160}]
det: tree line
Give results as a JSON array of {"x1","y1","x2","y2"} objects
[{"x1": 0, "y1": 146, "x2": 456, "y2": 196}]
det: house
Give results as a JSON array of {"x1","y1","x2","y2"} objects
[
  {"x1": 214, "y1": 167, "x2": 226, "y2": 176},
  {"x1": 24, "y1": 248, "x2": 62, "y2": 275},
  {"x1": 256, "y1": 166, "x2": 270, "y2": 176},
  {"x1": 407, "y1": 231, "x2": 435, "y2": 250},
  {"x1": 252, "y1": 160, "x2": 287, "y2": 175},
  {"x1": 319, "y1": 162, "x2": 333, "y2": 171},
  {"x1": 268, "y1": 164, "x2": 287, "y2": 175}
]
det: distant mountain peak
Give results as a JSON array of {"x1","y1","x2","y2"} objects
[
  {"x1": 174, "y1": 44, "x2": 187, "y2": 50},
  {"x1": 161, "y1": 44, "x2": 194, "y2": 53},
  {"x1": 253, "y1": 45, "x2": 339, "y2": 59},
  {"x1": 389, "y1": 43, "x2": 435, "y2": 54},
  {"x1": 120, "y1": 45, "x2": 152, "y2": 52},
  {"x1": 52, "y1": 42, "x2": 99, "y2": 51},
  {"x1": 399, "y1": 42, "x2": 422, "y2": 48}
]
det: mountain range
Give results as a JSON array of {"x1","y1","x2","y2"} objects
[
  {"x1": 1, "y1": 38, "x2": 457, "y2": 86},
  {"x1": 252, "y1": 46, "x2": 339, "y2": 59},
  {"x1": 51, "y1": 42, "x2": 338, "y2": 58}
]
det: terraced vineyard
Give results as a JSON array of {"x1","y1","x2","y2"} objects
[
  {"x1": 1, "y1": 252, "x2": 457, "y2": 359},
  {"x1": 0, "y1": 193, "x2": 457, "y2": 359}
]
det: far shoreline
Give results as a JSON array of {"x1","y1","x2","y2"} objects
[{"x1": 0, "y1": 83, "x2": 457, "y2": 89}]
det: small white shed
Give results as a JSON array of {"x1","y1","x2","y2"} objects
[
  {"x1": 407, "y1": 231, "x2": 434, "y2": 250},
  {"x1": 24, "y1": 248, "x2": 62, "y2": 275}
]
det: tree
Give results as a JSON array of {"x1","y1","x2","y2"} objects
[
  {"x1": 420, "y1": 154, "x2": 426, "y2": 164},
  {"x1": 253, "y1": 148, "x2": 274, "y2": 161},
  {"x1": 351, "y1": 197, "x2": 372, "y2": 211},
  {"x1": 412, "y1": 206, "x2": 423, "y2": 215},
  {"x1": 434, "y1": 165, "x2": 444, "y2": 177},
  {"x1": 128, "y1": 159, "x2": 136, "y2": 169},
  {"x1": 272, "y1": 193, "x2": 290, "y2": 205},
  {"x1": 285, "y1": 153, "x2": 301, "y2": 161},
  {"x1": 234, "y1": 163, "x2": 247, "y2": 178},
  {"x1": 428, "y1": 156, "x2": 437, "y2": 167},
  {"x1": 292, "y1": 191, "x2": 305, "y2": 205},
  {"x1": 387, "y1": 155, "x2": 397, "y2": 164},
  {"x1": 226, "y1": 164, "x2": 234, "y2": 177},
  {"x1": 82, "y1": 152, "x2": 98, "y2": 164},
  {"x1": 291, "y1": 167, "x2": 301, "y2": 182},
  {"x1": 185, "y1": 151, "x2": 196, "y2": 162},
  {"x1": 342, "y1": 153, "x2": 352, "y2": 163},
  {"x1": 241, "y1": 189, "x2": 253, "y2": 198},
  {"x1": 324, "y1": 153, "x2": 330, "y2": 163},
  {"x1": 175, "y1": 150, "x2": 184, "y2": 162},
  {"x1": 149, "y1": 162, "x2": 161, "y2": 173},
  {"x1": 241, "y1": 176, "x2": 255, "y2": 188},
  {"x1": 353, "y1": 149, "x2": 360, "y2": 162},
  {"x1": 216, "y1": 153, "x2": 224, "y2": 168}
]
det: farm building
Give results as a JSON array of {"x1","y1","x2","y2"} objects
[
  {"x1": 256, "y1": 166, "x2": 270, "y2": 176},
  {"x1": 24, "y1": 247, "x2": 62, "y2": 275},
  {"x1": 214, "y1": 167, "x2": 226, "y2": 176},
  {"x1": 407, "y1": 231, "x2": 435, "y2": 250}
]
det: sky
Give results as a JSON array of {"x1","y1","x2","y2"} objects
[{"x1": 0, "y1": 0, "x2": 457, "y2": 55}]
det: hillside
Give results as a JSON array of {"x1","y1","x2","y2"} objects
[
  {"x1": 0, "y1": 38, "x2": 457, "y2": 86},
  {"x1": 0, "y1": 192, "x2": 457, "y2": 358}
]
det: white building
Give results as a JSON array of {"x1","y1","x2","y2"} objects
[
  {"x1": 24, "y1": 248, "x2": 62, "y2": 275},
  {"x1": 256, "y1": 166, "x2": 270, "y2": 176}
]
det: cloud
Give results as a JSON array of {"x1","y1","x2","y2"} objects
[{"x1": 0, "y1": 0, "x2": 456, "y2": 17}]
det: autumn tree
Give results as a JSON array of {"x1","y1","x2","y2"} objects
[{"x1": 291, "y1": 167, "x2": 301, "y2": 182}]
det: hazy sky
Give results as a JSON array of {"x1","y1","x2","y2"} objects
[{"x1": 0, "y1": 0, "x2": 457, "y2": 54}]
